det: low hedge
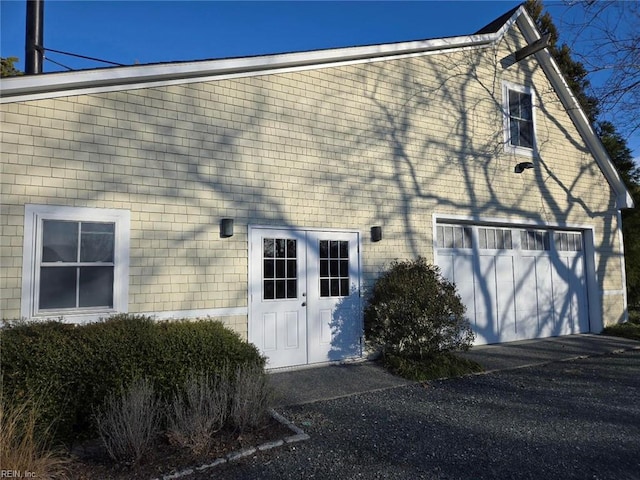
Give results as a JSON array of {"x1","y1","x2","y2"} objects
[{"x1": 0, "y1": 314, "x2": 264, "y2": 443}]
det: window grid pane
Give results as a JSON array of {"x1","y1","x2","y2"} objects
[
  {"x1": 509, "y1": 89, "x2": 534, "y2": 148},
  {"x1": 39, "y1": 220, "x2": 115, "y2": 311},
  {"x1": 42, "y1": 220, "x2": 79, "y2": 262},
  {"x1": 437, "y1": 225, "x2": 473, "y2": 249},
  {"x1": 521, "y1": 230, "x2": 550, "y2": 251},
  {"x1": 319, "y1": 240, "x2": 350, "y2": 297},
  {"x1": 555, "y1": 232, "x2": 583, "y2": 252},
  {"x1": 478, "y1": 228, "x2": 514, "y2": 250},
  {"x1": 263, "y1": 238, "x2": 297, "y2": 300}
]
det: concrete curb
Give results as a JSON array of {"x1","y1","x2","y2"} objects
[{"x1": 150, "y1": 409, "x2": 309, "y2": 480}]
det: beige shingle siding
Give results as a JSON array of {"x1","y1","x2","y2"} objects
[{"x1": 0, "y1": 21, "x2": 626, "y2": 329}]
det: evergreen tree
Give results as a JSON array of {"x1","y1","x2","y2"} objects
[{"x1": 1, "y1": 57, "x2": 22, "y2": 77}]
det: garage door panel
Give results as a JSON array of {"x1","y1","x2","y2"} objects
[
  {"x1": 454, "y1": 254, "x2": 477, "y2": 331},
  {"x1": 572, "y1": 256, "x2": 589, "y2": 333},
  {"x1": 475, "y1": 255, "x2": 498, "y2": 344},
  {"x1": 495, "y1": 256, "x2": 517, "y2": 342},
  {"x1": 514, "y1": 256, "x2": 540, "y2": 340},
  {"x1": 438, "y1": 253, "x2": 482, "y2": 342},
  {"x1": 556, "y1": 255, "x2": 589, "y2": 335},
  {"x1": 534, "y1": 256, "x2": 557, "y2": 338}
]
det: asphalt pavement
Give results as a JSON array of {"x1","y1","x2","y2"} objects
[{"x1": 193, "y1": 335, "x2": 640, "y2": 480}]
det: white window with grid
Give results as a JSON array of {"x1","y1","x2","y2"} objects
[
  {"x1": 21, "y1": 205, "x2": 130, "y2": 321},
  {"x1": 503, "y1": 81, "x2": 536, "y2": 157}
]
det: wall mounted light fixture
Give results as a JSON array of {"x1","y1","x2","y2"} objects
[
  {"x1": 220, "y1": 218, "x2": 234, "y2": 238},
  {"x1": 371, "y1": 226, "x2": 382, "y2": 242},
  {"x1": 514, "y1": 161, "x2": 534, "y2": 174}
]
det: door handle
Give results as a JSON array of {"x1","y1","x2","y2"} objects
[{"x1": 302, "y1": 302, "x2": 306, "y2": 307}]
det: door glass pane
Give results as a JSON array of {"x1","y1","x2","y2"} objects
[
  {"x1": 264, "y1": 239, "x2": 275, "y2": 258},
  {"x1": 463, "y1": 227, "x2": 472, "y2": 248},
  {"x1": 264, "y1": 280, "x2": 275, "y2": 300},
  {"x1": 79, "y1": 266, "x2": 114, "y2": 307},
  {"x1": 340, "y1": 279, "x2": 350, "y2": 296},
  {"x1": 319, "y1": 240, "x2": 349, "y2": 297},
  {"x1": 286, "y1": 279, "x2": 297, "y2": 298},
  {"x1": 42, "y1": 220, "x2": 78, "y2": 262},
  {"x1": 320, "y1": 279, "x2": 330, "y2": 297},
  {"x1": 504, "y1": 230, "x2": 513, "y2": 249},
  {"x1": 330, "y1": 260, "x2": 339, "y2": 276},
  {"x1": 287, "y1": 260, "x2": 296, "y2": 278},
  {"x1": 264, "y1": 259, "x2": 274, "y2": 278},
  {"x1": 263, "y1": 237, "x2": 296, "y2": 300},
  {"x1": 330, "y1": 279, "x2": 340, "y2": 296},
  {"x1": 276, "y1": 259, "x2": 286, "y2": 278},
  {"x1": 320, "y1": 259, "x2": 328, "y2": 277},
  {"x1": 320, "y1": 240, "x2": 328, "y2": 258},
  {"x1": 479, "y1": 229, "x2": 487, "y2": 249},
  {"x1": 40, "y1": 267, "x2": 76, "y2": 309},
  {"x1": 340, "y1": 260, "x2": 349, "y2": 277},
  {"x1": 287, "y1": 239, "x2": 296, "y2": 257},
  {"x1": 330, "y1": 241, "x2": 339, "y2": 258}
]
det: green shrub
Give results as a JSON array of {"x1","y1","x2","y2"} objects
[
  {"x1": 364, "y1": 257, "x2": 474, "y2": 359},
  {"x1": 1, "y1": 315, "x2": 265, "y2": 443}
]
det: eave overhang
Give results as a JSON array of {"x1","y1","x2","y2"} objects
[{"x1": 0, "y1": 32, "x2": 498, "y2": 104}]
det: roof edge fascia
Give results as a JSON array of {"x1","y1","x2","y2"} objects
[
  {"x1": 516, "y1": 10, "x2": 634, "y2": 210},
  {"x1": 1, "y1": 32, "x2": 499, "y2": 104}
]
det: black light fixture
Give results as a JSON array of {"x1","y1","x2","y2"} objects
[
  {"x1": 371, "y1": 226, "x2": 382, "y2": 242},
  {"x1": 220, "y1": 218, "x2": 234, "y2": 238},
  {"x1": 514, "y1": 162, "x2": 534, "y2": 174}
]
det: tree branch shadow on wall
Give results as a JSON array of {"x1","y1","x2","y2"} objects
[{"x1": 57, "y1": 27, "x2": 621, "y2": 346}]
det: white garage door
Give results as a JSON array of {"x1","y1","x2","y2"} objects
[{"x1": 436, "y1": 224, "x2": 589, "y2": 344}]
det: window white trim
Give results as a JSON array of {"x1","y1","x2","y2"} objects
[
  {"x1": 21, "y1": 204, "x2": 130, "y2": 322},
  {"x1": 503, "y1": 81, "x2": 537, "y2": 157}
]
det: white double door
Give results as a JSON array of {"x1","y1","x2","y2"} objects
[{"x1": 249, "y1": 228, "x2": 362, "y2": 369}]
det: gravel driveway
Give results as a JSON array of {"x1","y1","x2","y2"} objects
[{"x1": 195, "y1": 350, "x2": 640, "y2": 480}]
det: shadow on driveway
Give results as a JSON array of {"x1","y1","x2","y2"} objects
[{"x1": 204, "y1": 336, "x2": 640, "y2": 480}]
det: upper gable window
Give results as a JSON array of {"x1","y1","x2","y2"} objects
[{"x1": 503, "y1": 82, "x2": 535, "y2": 156}]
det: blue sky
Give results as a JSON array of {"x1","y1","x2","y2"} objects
[
  {"x1": 1, "y1": 0, "x2": 638, "y2": 160},
  {"x1": 2, "y1": 1, "x2": 521, "y2": 68}
]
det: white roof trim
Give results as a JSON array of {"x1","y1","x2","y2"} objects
[
  {"x1": 515, "y1": 10, "x2": 634, "y2": 209},
  {"x1": 0, "y1": 33, "x2": 497, "y2": 103}
]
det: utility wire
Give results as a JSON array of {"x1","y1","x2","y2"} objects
[
  {"x1": 44, "y1": 56, "x2": 73, "y2": 71},
  {"x1": 38, "y1": 46, "x2": 126, "y2": 67}
]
